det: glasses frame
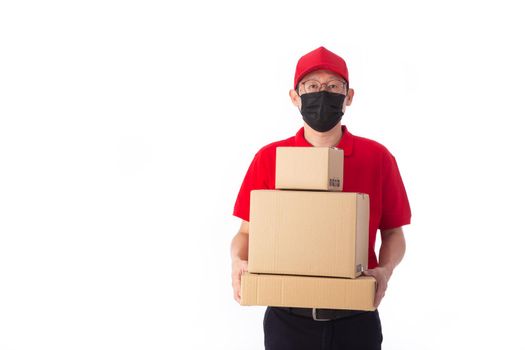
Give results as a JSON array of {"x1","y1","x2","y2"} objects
[{"x1": 299, "y1": 79, "x2": 347, "y2": 95}]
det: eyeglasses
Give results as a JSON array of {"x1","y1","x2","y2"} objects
[{"x1": 300, "y1": 79, "x2": 347, "y2": 94}]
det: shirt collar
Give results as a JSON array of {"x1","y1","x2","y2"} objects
[{"x1": 294, "y1": 125, "x2": 354, "y2": 156}]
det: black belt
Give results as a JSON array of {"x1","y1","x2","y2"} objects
[{"x1": 274, "y1": 307, "x2": 366, "y2": 321}]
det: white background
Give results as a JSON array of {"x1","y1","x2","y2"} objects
[{"x1": 1, "y1": 1, "x2": 524, "y2": 349}]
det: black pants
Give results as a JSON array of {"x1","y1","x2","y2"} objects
[{"x1": 263, "y1": 307, "x2": 383, "y2": 350}]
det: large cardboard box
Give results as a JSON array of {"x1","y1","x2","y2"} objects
[
  {"x1": 240, "y1": 272, "x2": 376, "y2": 311},
  {"x1": 276, "y1": 147, "x2": 344, "y2": 191},
  {"x1": 248, "y1": 190, "x2": 369, "y2": 279}
]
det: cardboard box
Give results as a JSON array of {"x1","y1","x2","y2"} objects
[
  {"x1": 240, "y1": 272, "x2": 376, "y2": 311},
  {"x1": 276, "y1": 147, "x2": 343, "y2": 191},
  {"x1": 248, "y1": 190, "x2": 369, "y2": 279}
]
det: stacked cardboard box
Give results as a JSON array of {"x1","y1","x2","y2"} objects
[{"x1": 240, "y1": 147, "x2": 376, "y2": 311}]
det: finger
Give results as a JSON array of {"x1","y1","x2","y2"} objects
[
  {"x1": 236, "y1": 286, "x2": 243, "y2": 303},
  {"x1": 233, "y1": 276, "x2": 243, "y2": 303},
  {"x1": 363, "y1": 269, "x2": 377, "y2": 278},
  {"x1": 374, "y1": 290, "x2": 385, "y2": 308},
  {"x1": 234, "y1": 290, "x2": 240, "y2": 303},
  {"x1": 232, "y1": 273, "x2": 241, "y2": 288},
  {"x1": 241, "y1": 263, "x2": 248, "y2": 274},
  {"x1": 232, "y1": 278, "x2": 240, "y2": 290},
  {"x1": 375, "y1": 278, "x2": 386, "y2": 301},
  {"x1": 363, "y1": 270, "x2": 379, "y2": 294},
  {"x1": 231, "y1": 270, "x2": 240, "y2": 280},
  {"x1": 374, "y1": 285, "x2": 383, "y2": 307},
  {"x1": 374, "y1": 281, "x2": 387, "y2": 307}
]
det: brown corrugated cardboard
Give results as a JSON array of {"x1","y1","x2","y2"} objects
[
  {"x1": 240, "y1": 272, "x2": 376, "y2": 311},
  {"x1": 276, "y1": 147, "x2": 344, "y2": 191},
  {"x1": 248, "y1": 190, "x2": 369, "y2": 279}
]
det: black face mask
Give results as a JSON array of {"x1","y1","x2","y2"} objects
[{"x1": 299, "y1": 91, "x2": 346, "y2": 132}]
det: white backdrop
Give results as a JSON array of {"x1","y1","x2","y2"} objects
[{"x1": 1, "y1": 1, "x2": 524, "y2": 349}]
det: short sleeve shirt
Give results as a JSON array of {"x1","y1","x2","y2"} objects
[{"x1": 233, "y1": 125, "x2": 411, "y2": 269}]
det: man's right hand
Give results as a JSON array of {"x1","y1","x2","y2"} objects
[{"x1": 231, "y1": 258, "x2": 248, "y2": 303}]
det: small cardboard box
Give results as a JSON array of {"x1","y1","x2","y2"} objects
[
  {"x1": 276, "y1": 147, "x2": 343, "y2": 191},
  {"x1": 248, "y1": 190, "x2": 369, "y2": 279},
  {"x1": 240, "y1": 272, "x2": 376, "y2": 311}
]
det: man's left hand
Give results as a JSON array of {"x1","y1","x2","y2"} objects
[{"x1": 363, "y1": 266, "x2": 393, "y2": 308}]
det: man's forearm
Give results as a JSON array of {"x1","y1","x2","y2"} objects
[
  {"x1": 230, "y1": 231, "x2": 249, "y2": 261},
  {"x1": 378, "y1": 227, "x2": 406, "y2": 277}
]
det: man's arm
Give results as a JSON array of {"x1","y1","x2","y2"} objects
[
  {"x1": 230, "y1": 220, "x2": 249, "y2": 303},
  {"x1": 363, "y1": 226, "x2": 406, "y2": 307}
]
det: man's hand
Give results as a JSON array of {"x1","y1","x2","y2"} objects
[
  {"x1": 230, "y1": 221, "x2": 249, "y2": 304},
  {"x1": 363, "y1": 266, "x2": 393, "y2": 308},
  {"x1": 231, "y1": 258, "x2": 248, "y2": 303},
  {"x1": 364, "y1": 226, "x2": 406, "y2": 308}
]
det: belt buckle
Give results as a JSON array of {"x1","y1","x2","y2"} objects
[{"x1": 312, "y1": 308, "x2": 331, "y2": 321}]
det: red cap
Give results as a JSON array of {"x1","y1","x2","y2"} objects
[{"x1": 294, "y1": 46, "x2": 348, "y2": 88}]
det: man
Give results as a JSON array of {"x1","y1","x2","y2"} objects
[{"x1": 230, "y1": 46, "x2": 411, "y2": 350}]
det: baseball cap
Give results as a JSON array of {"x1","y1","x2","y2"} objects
[{"x1": 294, "y1": 46, "x2": 349, "y2": 88}]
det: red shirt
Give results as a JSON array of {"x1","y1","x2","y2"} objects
[{"x1": 233, "y1": 125, "x2": 411, "y2": 269}]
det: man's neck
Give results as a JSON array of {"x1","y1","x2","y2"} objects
[{"x1": 303, "y1": 123, "x2": 343, "y2": 147}]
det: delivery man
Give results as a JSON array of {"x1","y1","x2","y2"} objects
[{"x1": 230, "y1": 46, "x2": 411, "y2": 350}]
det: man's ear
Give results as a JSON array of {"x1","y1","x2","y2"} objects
[
  {"x1": 345, "y1": 88, "x2": 355, "y2": 106},
  {"x1": 289, "y1": 89, "x2": 301, "y2": 108}
]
